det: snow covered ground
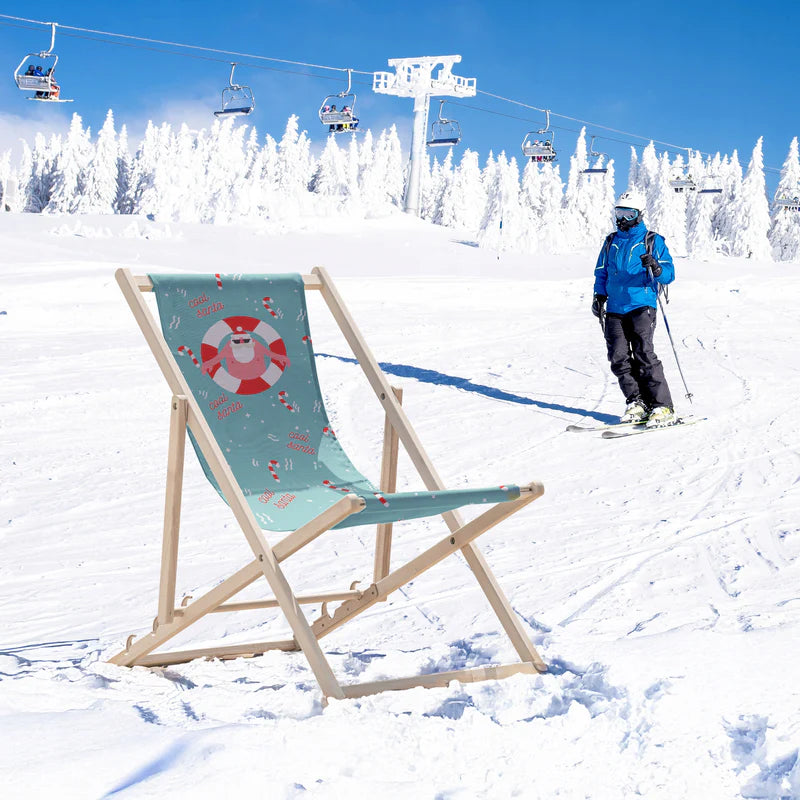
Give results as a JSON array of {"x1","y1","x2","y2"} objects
[{"x1": 1, "y1": 211, "x2": 799, "y2": 799}]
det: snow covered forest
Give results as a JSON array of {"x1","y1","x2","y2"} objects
[{"x1": 2, "y1": 109, "x2": 800, "y2": 262}]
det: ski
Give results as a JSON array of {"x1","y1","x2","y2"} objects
[
  {"x1": 566, "y1": 419, "x2": 647, "y2": 433},
  {"x1": 601, "y1": 416, "x2": 704, "y2": 439}
]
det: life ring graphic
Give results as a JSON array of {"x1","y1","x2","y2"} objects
[{"x1": 199, "y1": 315, "x2": 289, "y2": 395}]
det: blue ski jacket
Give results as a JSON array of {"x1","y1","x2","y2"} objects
[{"x1": 593, "y1": 222, "x2": 675, "y2": 314}]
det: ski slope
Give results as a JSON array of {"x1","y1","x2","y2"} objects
[{"x1": 1, "y1": 211, "x2": 799, "y2": 799}]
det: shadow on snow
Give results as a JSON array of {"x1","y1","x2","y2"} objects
[{"x1": 316, "y1": 353, "x2": 614, "y2": 423}]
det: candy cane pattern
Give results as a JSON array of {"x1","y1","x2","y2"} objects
[
  {"x1": 177, "y1": 345, "x2": 200, "y2": 367},
  {"x1": 373, "y1": 491, "x2": 389, "y2": 507},
  {"x1": 322, "y1": 426, "x2": 336, "y2": 439},
  {"x1": 215, "y1": 273, "x2": 223, "y2": 290},
  {"x1": 262, "y1": 297, "x2": 278, "y2": 318},
  {"x1": 322, "y1": 479, "x2": 351, "y2": 493},
  {"x1": 278, "y1": 390, "x2": 295, "y2": 412},
  {"x1": 268, "y1": 460, "x2": 280, "y2": 482},
  {"x1": 302, "y1": 335, "x2": 312, "y2": 345}
]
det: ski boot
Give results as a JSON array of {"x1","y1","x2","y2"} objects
[
  {"x1": 620, "y1": 399, "x2": 648, "y2": 424},
  {"x1": 646, "y1": 406, "x2": 676, "y2": 428}
]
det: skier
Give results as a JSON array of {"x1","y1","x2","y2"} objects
[{"x1": 591, "y1": 190, "x2": 676, "y2": 428}]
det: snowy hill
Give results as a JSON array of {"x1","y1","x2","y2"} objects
[{"x1": 1, "y1": 211, "x2": 799, "y2": 799}]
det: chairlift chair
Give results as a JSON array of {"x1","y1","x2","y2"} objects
[
  {"x1": 697, "y1": 176, "x2": 722, "y2": 194},
  {"x1": 319, "y1": 68, "x2": 359, "y2": 133},
  {"x1": 426, "y1": 100, "x2": 461, "y2": 147},
  {"x1": 669, "y1": 173, "x2": 697, "y2": 193},
  {"x1": 582, "y1": 135, "x2": 608, "y2": 174},
  {"x1": 521, "y1": 110, "x2": 557, "y2": 162},
  {"x1": 213, "y1": 63, "x2": 255, "y2": 118},
  {"x1": 685, "y1": 149, "x2": 722, "y2": 194},
  {"x1": 776, "y1": 195, "x2": 800, "y2": 211},
  {"x1": 13, "y1": 22, "x2": 72, "y2": 103}
]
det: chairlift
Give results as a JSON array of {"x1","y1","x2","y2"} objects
[
  {"x1": 13, "y1": 22, "x2": 72, "y2": 103},
  {"x1": 669, "y1": 173, "x2": 697, "y2": 193},
  {"x1": 319, "y1": 68, "x2": 359, "y2": 133},
  {"x1": 697, "y1": 175, "x2": 722, "y2": 194},
  {"x1": 582, "y1": 135, "x2": 608, "y2": 174},
  {"x1": 776, "y1": 195, "x2": 800, "y2": 211},
  {"x1": 521, "y1": 110, "x2": 556, "y2": 162},
  {"x1": 213, "y1": 63, "x2": 255, "y2": 118},
  {"x1": 426, "y1": 100, "x2": 461, "y2": 147}
]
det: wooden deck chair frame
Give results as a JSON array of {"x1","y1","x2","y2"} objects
[{"x1": 110, "y1": 266, "x2": 546, "y2": 700}]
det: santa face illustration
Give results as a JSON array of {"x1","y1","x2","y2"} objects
[
  {"x1": 197, "y1": 317, "x2": 291, "y2": 395},
  {"x1": 202, "y1": 327, "x2": 290, "y2": 380},
  {"x1": 229, "y1": 330, "x2": 256, "y2": 365}
]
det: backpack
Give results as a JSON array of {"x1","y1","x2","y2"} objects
[{"x1": 602, "y1": 229, "x2": 668, "y2": 301}]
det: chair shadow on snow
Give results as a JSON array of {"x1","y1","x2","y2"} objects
[{"x1": 316, "y1": 353, "x2": 616, "y2": 424}]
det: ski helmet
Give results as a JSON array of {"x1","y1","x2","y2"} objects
[
  {"x1": 614, "y1": 189, "x2": 646, "y2": 230},
  {"x1": 615, "y1": 189, "x2": 646, "y2": 213}
]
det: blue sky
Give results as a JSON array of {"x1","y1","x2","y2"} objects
[{"x1": 0, "y1": 0, "x2": 797, "y2": 193}]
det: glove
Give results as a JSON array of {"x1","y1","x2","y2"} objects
[
  {"x1": 640, "y1": 253, "x2": 662, "y2": 277},
  {"x1": 591, "y1": 293, "x2": 607, "y2": 318}
]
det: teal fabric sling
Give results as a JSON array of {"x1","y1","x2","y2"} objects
[{"x1": 150, "y1": 273, "x2": 519, "y2": 532}]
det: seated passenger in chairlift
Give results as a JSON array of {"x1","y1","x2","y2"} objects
[
  {"x1": 24, "y1": 64, "x2": 35, "y2": 77},
  {"x1": 33, "y1": 65, "x2": 46, "y2": 98},
  {"x1": 328, "y1": 104, "x2": 338, "y2": 132},
  {"x1": 44, "y1": 69, "x2": 60, "y2": 100}
]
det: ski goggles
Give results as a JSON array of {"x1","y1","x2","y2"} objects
[{"x1": 614, "y1": 207, "x2": 639, "y2": 221}]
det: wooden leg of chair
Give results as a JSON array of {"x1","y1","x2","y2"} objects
[
  {"x1": 250, "y1": 528, "x2": 347, "y2": 699},
  {"x1": 374, "y1": 385, "x2": 402, "y2": 582},
  {"x1": 442, "y1": 500, "x2": 547, "y2": 671},
  {"x1": 157, "y1": 395, "x2": 187, "y2": 626},
  {"x1": 460, "y1": 541, "x2": 546, "y2": 671},
  {"x1": 253, "y1": 497, "x2": 368, "y2": 700}
]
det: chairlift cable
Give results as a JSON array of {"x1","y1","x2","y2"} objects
[
  {"x1": 0, "y1": 18, "x2": 376, "y2": 89},
  {"x1": 447, "y1": 100, "x2": 692, "y2": 158},
  {"x1": 0, "y1": 12, "x2": 787, "y2": 174},
  {"x1": 471, "y1": 91, "x2": 784, "y2": 173},
  {"x1": 0, "y1": 13, "x2": 373, "y2": 76},
  {"x1": 478, "y1": 88, "x2": 693, "y2": 152}
]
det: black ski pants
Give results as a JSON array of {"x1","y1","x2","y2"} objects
[{"x1": 604, "y1": 305, "x2": 673, "y2": 409}]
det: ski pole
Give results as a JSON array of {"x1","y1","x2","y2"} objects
[
  {"x1": 644, "y1": 263, "x2": 694, "y2": 403},
  {"x1": 497, "y1": 217, "x2": 503, "y2": 261}
]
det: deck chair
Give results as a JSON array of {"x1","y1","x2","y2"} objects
[{"x1": 110, "y1": 267, "x2": 546, "y2": 699}]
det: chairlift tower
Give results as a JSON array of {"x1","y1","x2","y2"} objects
[{"x1": 373, "y1": 55, "x2": 476, "y2": 216}]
